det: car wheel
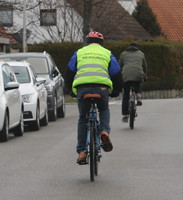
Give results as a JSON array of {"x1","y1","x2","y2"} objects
[
  {"x1": 57, "y1": 95, "x2": 66, "y2": 118},
  {"x1": 14, "y1": 109, "x2": 24, "y2": 137},
  {"x1": 49, "y1": 96, "x2": 57, "y2": 121},
  {"x1": 0, "y1": 112, "x2": 9, "y2": 142},
  {"x1": 40, "y1": 107, "x2": 48, "y2": 126},
  {"x1": 31, "y1": 105, "x2": 40, "y2": 131}
]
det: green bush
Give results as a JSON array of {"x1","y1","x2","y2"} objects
[{"x1": 26, "y1": 38, "x2": 183, "y2": 91}]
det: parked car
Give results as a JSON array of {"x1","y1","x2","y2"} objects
[
  {"x1": 0, "y1": 62, "x2": 24, "y2": 142},
  {"x1": 0, "y1": 52, "x2": 65, "y2": 121},
  {"x1": 7, "y1": 61, "x2": 48, "y2": 131}
]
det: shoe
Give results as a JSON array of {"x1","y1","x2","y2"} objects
[
  {"x1": 101, "y1": 132, "x2": 113, "y2": 152},
  {"x1": 122, "y1": 115, "x2": 128, "y2": 123},
  {"x1": 77, "y1": 152, "x2": 88, "y2": 165},
  {"x1": 137, "y1": 99, "x2": 142, "y2": 106},
  {"x1": 136, "y1": 94, "x2": 142, "y2": 106}
]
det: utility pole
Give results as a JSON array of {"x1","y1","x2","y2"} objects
[
  {"x1": 23, "y1": 0, "x2": 27, "y2": 52},
  {"x1": 83, "y1": 0, "x2": 91, "y2": 41}
]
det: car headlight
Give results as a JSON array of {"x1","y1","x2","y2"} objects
[{"x1": 22, "y1": 93, "x2": 33, "y2": 103}]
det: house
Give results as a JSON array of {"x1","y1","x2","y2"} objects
[
  {"x1": 118, "y1": 0, "x2": 137, "y2": 15},
  {"x1": 147, "y1": 0, "x2": 183, "y2": 41},
  {"x1": 3, "y1": 0, "x2": 83, "y2": 44},
  {"x1": 136, "y1": 0, "x2": 183, "y2": 41},
  {"x1": 1, "y1": 0, "x2": 152, "y2": 44},
  {"x1": 67, "y1": 0, "x2": 152, "y2": 41},
  {"x1": 0, "y1": 27, "x2": 17, "y2": 52}
]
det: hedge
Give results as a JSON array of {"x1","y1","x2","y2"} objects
[{"x1": 24, "y1": 39, "x2": 183, "y2": 91}]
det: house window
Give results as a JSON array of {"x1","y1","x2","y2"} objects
[
  {"x1": 40, "y1": 9, "x2": 57, "y2": 26},
  {"x1": 0, "y1": 5, "x2": 13, "y2": 27}
]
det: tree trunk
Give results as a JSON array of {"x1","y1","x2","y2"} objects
[{"x1": 82, "y1": 0, "x2": 91, "y2": 41}]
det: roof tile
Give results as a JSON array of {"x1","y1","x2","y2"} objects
[{"x1": 147, "y1": 0, "x2": 183, "y2": 40}]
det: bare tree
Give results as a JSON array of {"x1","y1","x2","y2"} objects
[
  {"x1": 82, "y1": 0, "x2": 91, "y2": 39},
  {"x1": 1, "y1": 0, "x2": 132, "y2": 43},
  {"x1": 2, "y1": 0, "x2": 83, "y2": 43}
]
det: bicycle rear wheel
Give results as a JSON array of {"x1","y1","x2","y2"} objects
[
  {"x1": 129, "y1": 101, "x2": 135, "y2": 129},
  {"x1": 89, "y1": 123, "x2": 95, "y2": 182},
  {"x1": 94, "y1": 125, "x2": 100, "y2": 176}
]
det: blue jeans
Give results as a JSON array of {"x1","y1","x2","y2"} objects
[{"x1": 76, "y1": 86, "x2": 110, "y2": 153}]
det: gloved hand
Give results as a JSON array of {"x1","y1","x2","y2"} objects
[
  {"x1": 69, "y1": 91, "x2": 77, "y2": 98},
  {"x1": 110, "y1": 90, "x2": 119, "y2": 98}
]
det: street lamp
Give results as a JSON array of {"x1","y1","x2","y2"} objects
[{"x1": 23, "y1": 0, "x2": 27, "y2": 52}]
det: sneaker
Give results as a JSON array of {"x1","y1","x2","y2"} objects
[
  {"x1": 137, "y1": 99, "x2": 142, "y2": 106},
  {"x1": 101, "y1": 132, "x2": 113, "y2": 152},
  {"x1": 77, "y1": 152, "x2": 88, "y2": 165},
  {"x1": 122, "y1": 115, "x2": 128, "y2": 123}
]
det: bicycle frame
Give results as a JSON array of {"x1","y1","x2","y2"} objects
[
  {"x1": 129, "y1": 86, "x2": 136, "y2": 103},
  {"x1": 84, "y1": 94, "x2": 102, "y2": 181},
  {"x1": 85, "y1": 102, "x2": 101, "y2": 151}
]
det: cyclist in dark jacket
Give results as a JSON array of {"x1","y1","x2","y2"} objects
[
  {"x1": 118, "y1": 43, "x2": 147, "y2": 123},
  {"x1": 65, "y1": 31, "x2": 122, "y2": 164}
]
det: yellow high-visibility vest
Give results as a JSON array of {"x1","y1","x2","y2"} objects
[{"x1": 72, "y1": 44, "x2": 113, "y2": 94}]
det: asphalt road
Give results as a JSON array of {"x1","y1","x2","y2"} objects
[{"x1": 0, "y1": 98, "x2": 183, "y2": 200}]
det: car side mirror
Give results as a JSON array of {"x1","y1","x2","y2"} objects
[
  {"x1": 5, "y1": 82, "x2": 19, "y2": 91},
  {"x1": 52, "y1": 68, "x2": 59, "y2": 77},
  {"x1": 36, "y1": 77, "x2": 46, "y2": 86}
]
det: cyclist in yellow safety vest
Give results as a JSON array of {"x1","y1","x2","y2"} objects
[{"x1": 65, "y1": 31, "x2": 122, "y2": 165}]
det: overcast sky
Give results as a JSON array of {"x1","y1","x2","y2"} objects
[{"x1": 118, "y1": 0, "x2": 137, "y2": 15}]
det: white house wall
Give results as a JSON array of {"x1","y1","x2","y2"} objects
[{"x1": 5, "y1": 0, "x2": 83, "y2": 44}]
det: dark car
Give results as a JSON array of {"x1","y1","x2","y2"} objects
[{"x1": 0, "y1": 52, "x2": 65, "y2": 121}]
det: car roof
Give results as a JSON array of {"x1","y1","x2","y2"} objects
[
  {"x1": 6, "y1": 61, "x2": 37, "y2": 75},
  {"x1": 0, "y1": 52, "x2": 49, "y2": 59},
  {"x1": 6, "y1": 61, "x2": 31, "y2": 67}
]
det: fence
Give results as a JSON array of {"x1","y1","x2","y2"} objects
[
  {"x1": 142, "y1": 89, "x2": 183, "y2": 99},
  {"x1": 113, "y1": 89, "x2": 183, "y2": 101},
  {"x1": 66, "y1": 89, "x2": 183, "y2": 103}
]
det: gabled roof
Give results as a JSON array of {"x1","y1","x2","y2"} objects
[
  {"x1": 147, "y1": 0, "x2": 183, "y2": 41},
  {"x1": 67, "y1": 0, "x2": 152, "y2": 41},
  {"x1": 0, "y1": 27, "x2": 17, "y2": 44}
]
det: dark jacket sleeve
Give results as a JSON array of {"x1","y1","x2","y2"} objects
[
  {"x1": 118, "y1": 52, "x2": 124, "y2": 68},
  {"x1": 65, "y1": 67, "x2": 75, "y2": 92},
  {"x1": 142, "y1": 54, "x2": 148, "y2": 77}
]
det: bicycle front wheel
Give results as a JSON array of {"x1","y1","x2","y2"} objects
[
  {"x1": 129, "y1": 101, "x2": 135, "y2": 129},
  {"x1": 89, "y1": 123, "x2": 95, "y2": 182}
]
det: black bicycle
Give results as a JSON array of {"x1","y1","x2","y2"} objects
[
  {"x1": 128, "y1": 85, "x2": 137, "y2": 129},
  {"x1": 84, "y1": 93, "x2": 102, "y2": 182}
]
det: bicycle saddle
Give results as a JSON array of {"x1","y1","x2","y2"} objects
[{"x1": 84, "y1": 93, "x2": 101, "y2": 99}]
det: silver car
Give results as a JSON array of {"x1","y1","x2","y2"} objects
[
  {"x1": 0, "y1": 52, "x2": 65, "y2": 121},
  {"x1": 0, "y1": 62, "x2": 24, "y2": 142},
  {"x1": 8, "y1": 61, "x2": 48, "y2": 131}
]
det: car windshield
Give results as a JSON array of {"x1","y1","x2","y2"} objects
[
  {"x1": 0, "y1": 57, "x2": 49, "y2": 74},
  {"x1": 26, "y1": 58, "x2": 49, "y2": 74},
  {"x1": 13, "y1": 66, "x2": 31, "y2": 83}
]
